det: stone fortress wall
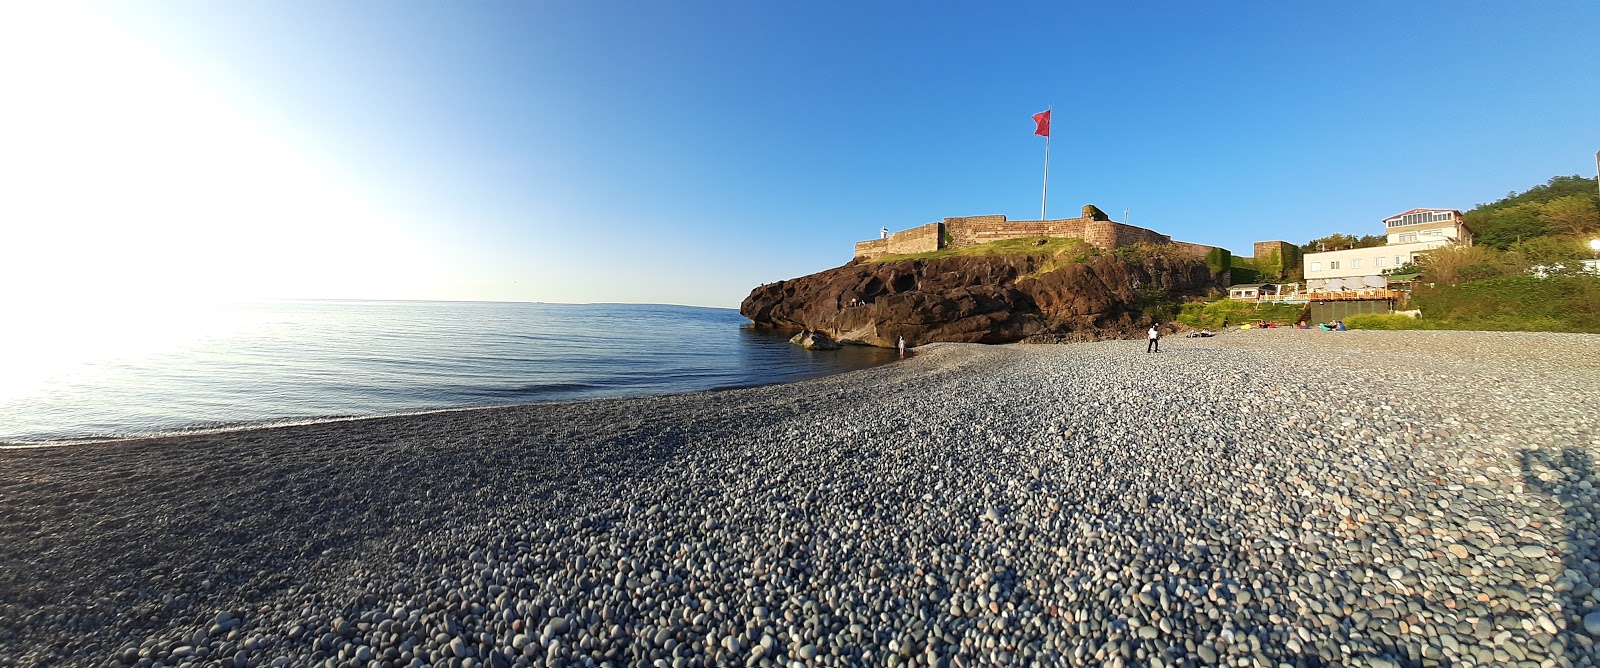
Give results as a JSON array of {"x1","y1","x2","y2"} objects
[
  {"x1": 851, "y1": 222, "x2": 943, "y2": 259},
  {"x1": 854, "y1": 204, "x2": 1221, "y2": 262},
  {"x1": 1250, "y1": 241, "x2": 1301, "y2": 280}
]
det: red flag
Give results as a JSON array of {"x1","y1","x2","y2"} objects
[{"x1": 1032, "y1": 109, "x2": 1051, "y2": 137}]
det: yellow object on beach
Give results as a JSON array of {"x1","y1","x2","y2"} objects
[{"x1": 1239, "y1": 324, "x2": 1252, "y2": 330}]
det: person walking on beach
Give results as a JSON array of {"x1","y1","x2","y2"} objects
[{"x1": 1146, "y1": 323, "x2": 1161, "y2": 353}]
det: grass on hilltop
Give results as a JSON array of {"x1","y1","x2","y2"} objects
[{"x1": 867, "y1": 237, "x2": 1099, "y2": 269}]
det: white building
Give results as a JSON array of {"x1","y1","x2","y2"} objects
[
  {"x1": 1304, "y1": 208, "x2": 1472, "y2": 284},
  {"x1": 1381, "y1": 208, "x2": 1471, "y2": 246}
]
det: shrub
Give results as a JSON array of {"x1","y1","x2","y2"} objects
[
  {"x1": 1176, "y1": 299, "x2": 1306, "y2": 329},
  {"x1": 1140, "y1": 285, "x2": 1181, "y2": 323},
  {"x1": 1383, "y1": 262, "x2": 1419, "y2": 277},
  {"x1": 1418, "y1": 245, "x2": 1512, "y2": 284},
  {"x1": 1343, "y1": 314, "x2": 1428, "y2": 330},
  {"x1": 1412, "y1": 274, "x2": 1600, "y2": 333}
]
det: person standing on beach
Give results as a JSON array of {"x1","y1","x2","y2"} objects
[
  {"x1": 897, "y1": 335, "x2": 907, "y2": 357},
  {"x1": 1147, "y1": 323, "x2": 1161, "y2": 353}
]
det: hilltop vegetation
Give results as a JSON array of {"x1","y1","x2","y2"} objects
[{"x1": 1465, "y1": 174, "x2": 1599, "y2": 249}]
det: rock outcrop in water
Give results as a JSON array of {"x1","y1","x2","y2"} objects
[{"x1": 741, "y1": 248, "x2": 1223, "y2": 347}]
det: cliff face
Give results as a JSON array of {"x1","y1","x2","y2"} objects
[{"x1": 740, "y1": 251, "x2": 1222, "y2": 347}]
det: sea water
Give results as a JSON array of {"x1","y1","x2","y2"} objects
[{"x1": 0, "y1": 300, "x2": 898, "y2": 444}]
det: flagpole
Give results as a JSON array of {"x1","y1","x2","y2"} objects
[{"x1": 1040, "y1": 105, "x2": 1050, "y2": 221}]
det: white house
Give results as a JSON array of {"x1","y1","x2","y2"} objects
[
  {"x1": 1303, "y1": 208, "x2": 1472, "y2": 284},
  {"x1": 1228, "y1": 284, "x2": 1268, "y2": 300}
]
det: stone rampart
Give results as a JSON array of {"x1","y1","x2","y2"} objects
[
  {"x1": 1084, "y1": 220, "x2": 1171, "y2": 250},
  {"x1": 944, "y1": 215, "x2": 1088, "y2": 249},
  {"x1": 854, "y1": 222, "x2": 942, "y2": 260},
  {"x1": 1251, "y1": 240, "x2": 1300, "y2": 280},
  {"x1": 855, "y1": 203, "x2": 1230, "y2": 262},
  {"x1": 1170, "y1": 240, "x2": 1221, "y2": 259}
]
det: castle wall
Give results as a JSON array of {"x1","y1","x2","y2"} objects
[
  {"x1": 1251, "y1": 240, "x2": 1300, "y2": 280},
  {"x1": 854, "y1": 222, "x2": 943, "y2": 260},
  {"x1": 943, "y1": 215, "x2": 1089, "y2": 248},
  {"x1": 856, "y1": 205, "x2": 1222, "y2": 262},
  {"x1": 1170, "y1": 240, "x2": 1220, "y2": 259},
  {"x1": 1084, "y1": 220, "x2": 1171, "y2": 250}
]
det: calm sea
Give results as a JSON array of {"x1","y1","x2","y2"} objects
[{"x1": 0, "y1": 300, "x2": 899, "y2": 444}]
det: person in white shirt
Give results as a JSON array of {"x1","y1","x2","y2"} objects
[{"x1": 1147, "y1": 323, "x2": 1161, "y2": 353}]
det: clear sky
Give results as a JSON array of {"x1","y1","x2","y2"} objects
[{"x1": 3, "y1": 1, "x2": 1597, "y2": 308}]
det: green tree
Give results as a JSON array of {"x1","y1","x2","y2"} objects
[
  {"x1": 1539, "y1": 195, "x2": 1600, "y2": 237},
  {"x1": 1469, "y1": 203, "x2": 1548, "y2": 249},
  {"x1": 1481, "y1": 175, "x2": 1600, "y2": 208},
  {"x1": 1508, "y1": 236, "x2": 1589, "y2": 270},
  {"x1": 1463, "y1": 175, "x2": 1600, "y2": 249},
  {"x1": 1300, "y1": 233, "x2": 1385, "y2": 253}
]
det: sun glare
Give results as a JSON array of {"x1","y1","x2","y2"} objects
[
  {"x1": 0, "y1": 3, "x2": 445, "y2": 310},
  {"x1": 0, "y1": 299, "x2": 272, "y2": 405}
]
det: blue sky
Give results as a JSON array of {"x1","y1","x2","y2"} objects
[{"x1": 3, "y1": 2, "x2": 1597, "y2": 308}]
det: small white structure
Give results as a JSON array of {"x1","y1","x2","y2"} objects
[{"x1": 1228, "y1": 284, "x2": 1269, "y2": 301}]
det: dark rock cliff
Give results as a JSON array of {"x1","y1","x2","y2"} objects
[{"x1": 740, "y1": 251, "x2": 1222, "y2": 347}]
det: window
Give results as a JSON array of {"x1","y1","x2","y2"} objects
[
  {"x1": 1422, "y1": 228, "x2": 1443, "y2": 237},
  {"x1": 1350, "y1": 259, "x2": 1361, "y2": 269},
  {"x1": 1398, "y1": 232, "x2": 1418, "y2": 243},
  {"x1": 1311, "y1": 261, "x2": 1322, "y2": 272},
  {"x1": 1394, "y1": 255, "x2": 1403, "y2": 266},
  {"x1": 1376, "y1": 257, "x2": 1387, "y2": 267},
  {"x1": 1329, "y1": 260, "x2": 1341, "y2": 270}
]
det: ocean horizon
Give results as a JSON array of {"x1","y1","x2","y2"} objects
[{"x1": 0, "y1": 299, "x2": 900, "y2": 444}]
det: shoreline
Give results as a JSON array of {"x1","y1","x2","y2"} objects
[
  {"x1": 0, "y1": 351, "x2": 910, "y2": 449},
  {"x1": 4, "y1": 332, "x2": 1599, "y2": 666}
]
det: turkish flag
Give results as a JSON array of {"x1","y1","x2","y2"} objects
[{"x1": 1032, "y1": 109, "x2": 1051, "y2": 137}]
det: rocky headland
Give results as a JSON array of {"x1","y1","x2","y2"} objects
[
  {"x1": 740, "y1": 245, "x2": 1222, "y2": 348},
  {"x1": 4, "y1": 331, "x2": 1600, "y2": 667}
]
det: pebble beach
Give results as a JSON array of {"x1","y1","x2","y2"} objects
[{"x1": 4, "y1": 330, "x2": 1600, "y2": 668}]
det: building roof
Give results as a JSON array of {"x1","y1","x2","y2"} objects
[
  {"x1": 1229, "y1": 284, "x2": 1272, "y2": 290},
  {"x1": 1382, "y1": 208, "x2": 1462, "y2": 220}
]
